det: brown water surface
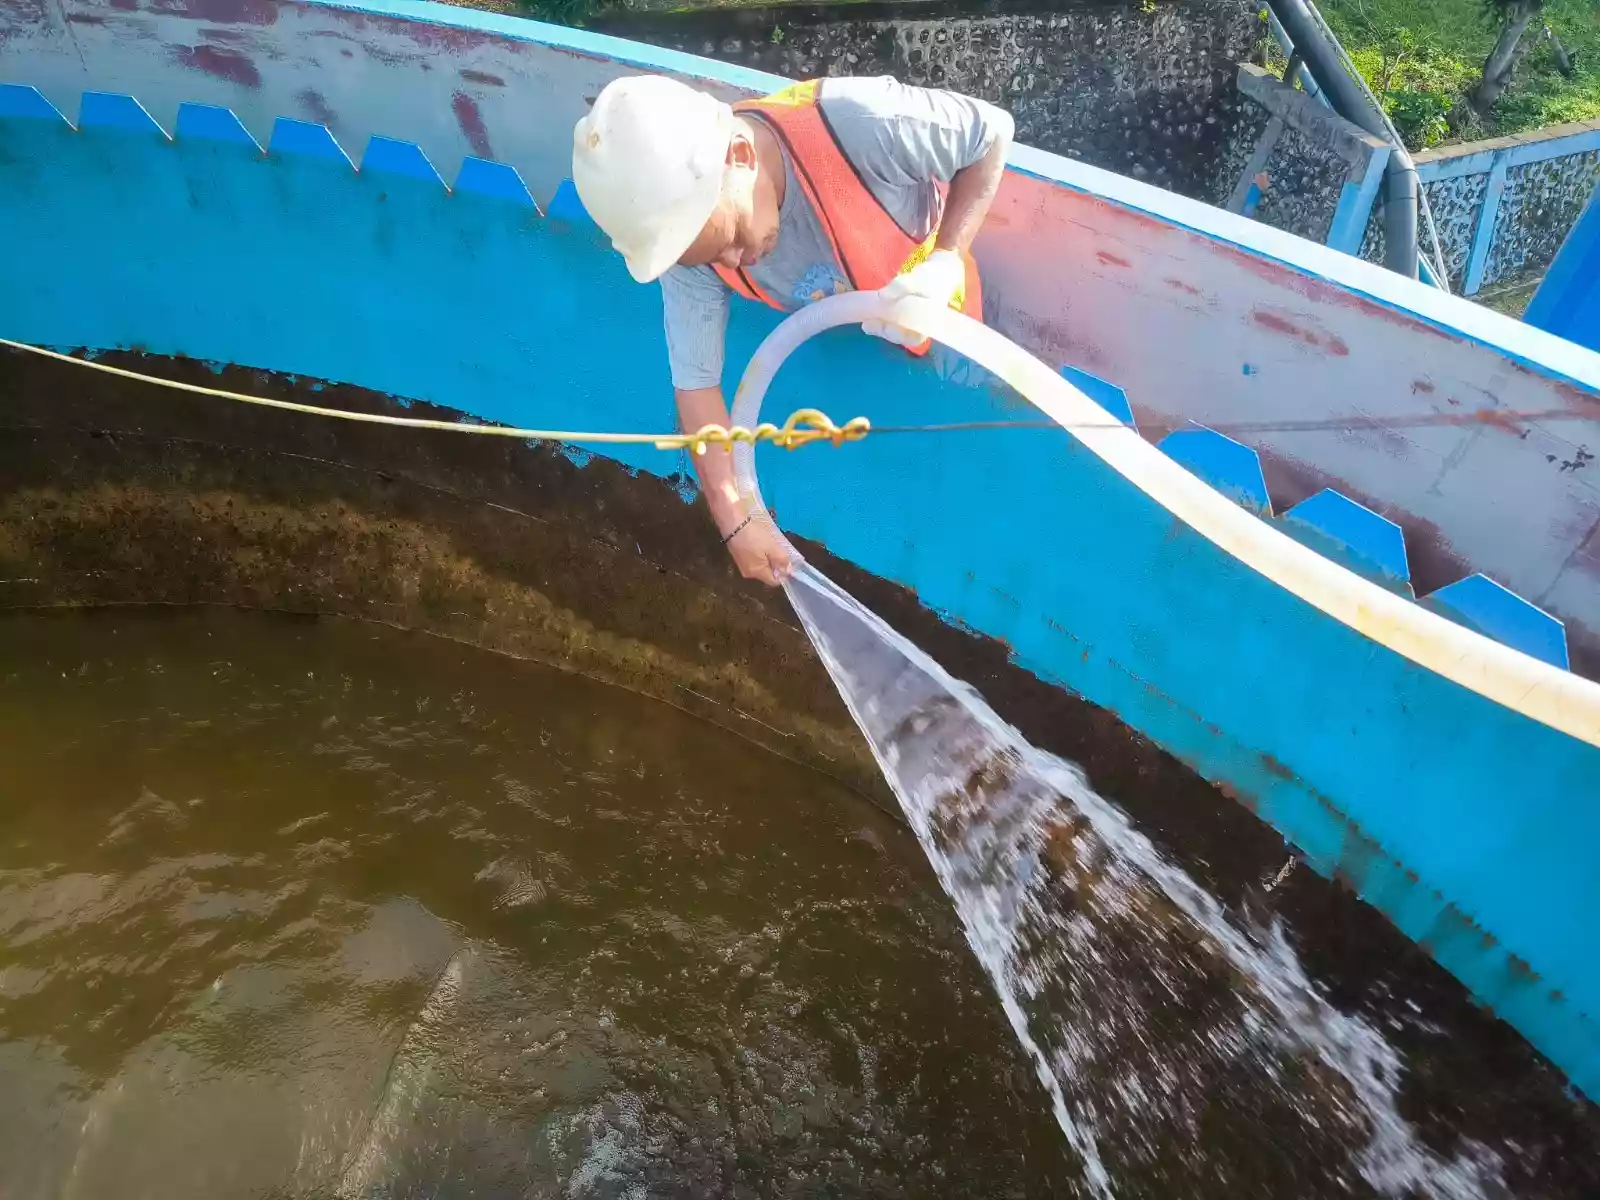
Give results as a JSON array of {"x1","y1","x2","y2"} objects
[{"x1": 0, "y1": 607, "x2": 1075, "y2": 1198}]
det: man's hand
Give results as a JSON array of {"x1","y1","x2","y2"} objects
[
  {"x1": 724, "y1": 514, "x2": 793, "y2": 586},
  {"x1": 863, "y1": 248, "x2": 966, "y2": 347},
  {"x1": 677, "y1": 386, "x2": 791, "y2": 587}
]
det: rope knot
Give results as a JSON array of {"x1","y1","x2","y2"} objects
[
  {"x1": 771, "y1": 407, "x2": 872, "y2": 450},
  {"x1": 663, "y1": 408, "x2": 870, "y2": 455}
]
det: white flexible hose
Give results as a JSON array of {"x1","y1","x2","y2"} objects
[{"x1": 729, "y1": 292, "x2": 1600, "y2": 747}]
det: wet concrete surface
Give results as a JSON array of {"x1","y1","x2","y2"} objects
[{"x1": 1, "y1": 347, "x2": 1598, "y2": 1194}]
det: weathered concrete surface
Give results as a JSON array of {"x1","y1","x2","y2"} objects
[{"x1": 603, "y1": 0, "x2": 1266, "y2": 199}]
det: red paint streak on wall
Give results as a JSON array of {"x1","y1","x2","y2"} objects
[
  {"x1": 172, "y1": 43, "x2": 261, "y2": 88},
  {"x1": 1164, "y1": 277, "x2": 1201, "y2": 296},
  {"x1": 1255, "y1": 445, "x2": 1472, "y2": 595},
  {"x1": 1253, "y1": 310, "x2": 1318, "y2": 347},
  {"x1": 153, "y1": 0, "x2": 278, "y2": 26},
  {"x1": 999, "y1": 307, "x2": 1109, "y2": 372},
  {"x1": 997, "y1": 177, "x2": 1439, "y2": 368},
  {"x1": 1221, "y1": 241, "x2": 1463, "y2": 346},
  {"x1": 387, "y1": 14, "x2": 497, "y2": 53},
  {"x1": 459, "y1": 68, "x2": 506, "y2": 87},
  {"x1": 1251, "y1": 309, "x2": 1350, "y2": 357},
  {"x1": 451, "y1": 90, "x2": 493, "y2": 159},
  {"x1": 998, "y1": 156, "x2": 1599, "y2": 414},
  {"x1": 1554, "y1": 522, "x2": 1600, "y2": 681},
  {"x1": 1346, "y1": 418, "x2": 1419, "y2": 463},
  {"x1": 1507, "y1": 358, "x2": 1600, "y2": 415},
  {"x1": 1472, "y1": 409, "x2": 1529, "y2": 437},
  {"x1": 1572, "y1": 519, "x2": 1600, "y2": 576},
  {"x1": 1563, "y1": 624, "x2": 1600, "y2": 685},
  {"x1": 1096, "y1": 250, "x2": 1131, "y2": 269},
  {"x1": 992, "y1": 173, "x2": 1179, "y2": 248},
  {"x1": 296, "y1": 87, "x2": 336, "y2": 127}
]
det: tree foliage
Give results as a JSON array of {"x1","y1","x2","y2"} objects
[
  {"x1": 1469, "y1": 0, "x2": 1546, "y2": 115},
  {"x1": 1324, "y1": 0, "x2": 1597, "y2": 150}
]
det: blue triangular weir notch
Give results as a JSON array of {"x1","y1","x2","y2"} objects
[
  {"x1": 547, "y1": 178, "x2": 593, "y2": 225},
  {"x1": 361, "y1": 135, "x2": 444, "y2": 186},
  {"x1": 454, "y1": 156, "x2": 537, "y2": 209},
  {"x1": 78, "y1": 91, "x2": 169, "y2": 138},
  {"x1": 175, "y1": 102, "x2": 261, "y2": 151},
  {"x1": 1422, "y1": 574, "x2": 1570, "y2": 670},
  {"x1": 1060, "y1": 365, "x2": 1137, "y2": 430},
  {"x1": 268, "y1": 117, "x2": 353, "y2": 166},
  {"x1": 1281, "y1": 489, "x2": 1412, "y2": 597},
  {"x1": 0, "y1": 84, "x2": 70, "y2": 124},
  {"x1": 1159, "y1": 425, "x2": 1272, "y2": 515}
]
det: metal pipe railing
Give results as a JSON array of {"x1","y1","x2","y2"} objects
[{"x1": 1267, "y1": 0, "x2": 1449, "y2": 286}]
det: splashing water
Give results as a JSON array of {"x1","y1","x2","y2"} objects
[{"x1": 785, "y1": 562, "x2": 1505, "y2": 1198}]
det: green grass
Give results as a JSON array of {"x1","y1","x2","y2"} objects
[{"x1": 1319, "y1": 0, "x2": 1600, "y2": 148}]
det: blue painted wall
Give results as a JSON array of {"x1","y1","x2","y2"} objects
[
  {"x1": 2, "y1": 86, "x2": 1600, "y2": 1101},
  {"x1": 8, "y1": 0, "x2": 1600, "y2": 675},
  {"x1": 1528, "y1": 185, "x2": 1600, "y2": 353}
]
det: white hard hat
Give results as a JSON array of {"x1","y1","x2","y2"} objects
[{"x1": 572, "y1": 75, "x2": 736, "y2": 284}]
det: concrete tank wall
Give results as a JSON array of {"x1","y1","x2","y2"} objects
[
  {"x1": 4, "y1": 0, "x2": 1600, "y2": 1096},
  {"x1": 5, "y1": 0, "x2": 1597, "y2": 679}
]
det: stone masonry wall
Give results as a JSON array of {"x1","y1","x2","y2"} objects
[
  {"x1": 1413, "y1": 173, "x2": 1487, "y2": 291},
  {"x1": 1211, "y1": 64, "x2": 1387, "y2": 246},
  {"x1": 603, "y1": 0, "x2": 1266, "y2": 201},
  {"x1": 1362, "y1": 119, "x2": 1600, "y2": 294},
  {"x1": 1210, "y1": 85, "x2": 1272, "y2": 206},
  {"x1": 1485, "y1": 144, "x2": 1600, "y2": 286}
]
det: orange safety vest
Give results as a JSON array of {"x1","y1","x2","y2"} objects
[{"x1": 711, "y1": 79, "x2": 983, "y2": 357}]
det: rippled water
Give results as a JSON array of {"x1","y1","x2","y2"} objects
[
  {"x1": 785, "y1": 563, "x2": 1598, "y2": 1199},
  {"x1": 0, "y1": 604, "x2": 1595, "y2": 1199},
  {"x1": 0, "y1": 608, "x2": 1076, "y2": 1198}
]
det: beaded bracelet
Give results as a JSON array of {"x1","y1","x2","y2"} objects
[{"x1": 720, "y1": 511, "x2": 758, "y2": 546}]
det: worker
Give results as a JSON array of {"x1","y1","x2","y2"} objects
[{"x1": 572, "y1": 74, "x2": 1015, "y2": 586}]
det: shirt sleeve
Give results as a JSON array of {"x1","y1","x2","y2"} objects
[
  {"x1": 660, "y1": 264, "x2": 731, "y2": 393},
  {"x1": 818, "y1": 76, "x2": 1014, "y2": 193}
]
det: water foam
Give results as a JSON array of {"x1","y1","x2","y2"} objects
[{"x1": 786, "y1": 562, "x2": 1502, "y2": 1198}]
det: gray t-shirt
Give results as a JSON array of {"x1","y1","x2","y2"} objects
[{"x1": 660, "y1": 76, "x2": 1013, "y2": 392}]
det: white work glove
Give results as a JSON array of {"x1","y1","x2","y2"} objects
[{"x1": 863, "y1": 249, "x2": 965, "y2": 347}]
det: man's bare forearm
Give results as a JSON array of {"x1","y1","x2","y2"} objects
[
  {"x1": 676, "y1": 386, "x2": 746, "y2": 532},
  {"x1": 936, "y1": 131, "x2": 1012, "y2": 254}
]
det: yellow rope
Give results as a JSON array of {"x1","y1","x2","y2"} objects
[{"x1": 0, "y1": 337, "x2": 871, "y2": 454}]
